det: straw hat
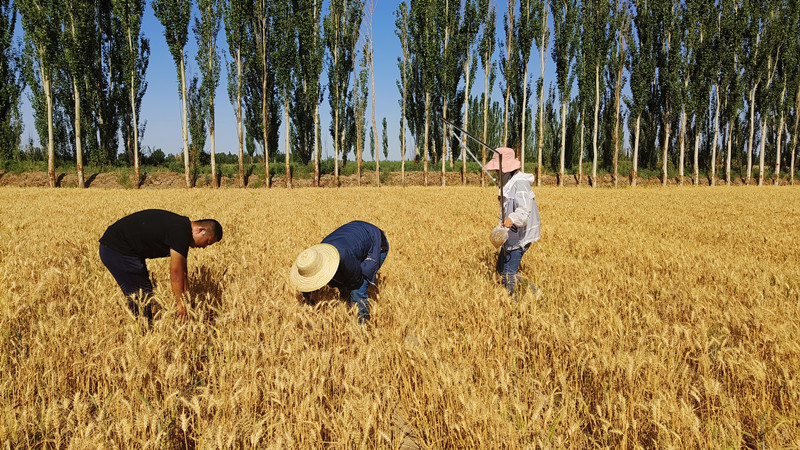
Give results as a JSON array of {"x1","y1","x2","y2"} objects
[
  {"x1": 484, "y1": 147, "x2": 521, "y2": 173},
  {"x1": 489, "y1": 225, "x2": 509, "y2": 248},
  {"x1": 290, "y1": 244, "x2": 340, "y2": 292}
]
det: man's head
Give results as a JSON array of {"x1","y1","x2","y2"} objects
[{"x1": 190, "y1": 219, "x2": 223, "y2": 248}]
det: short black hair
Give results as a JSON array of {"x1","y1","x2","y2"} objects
[{"x1": 196, "y1": 219, "x2": 223, "y2": 241}]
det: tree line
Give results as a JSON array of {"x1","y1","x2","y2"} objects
[{"x1": 1, "y1": 0, "x2": 798, "y2": 188}]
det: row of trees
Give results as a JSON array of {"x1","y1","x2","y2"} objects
[
  {"x1": 3, "y1": 0, "x2": 800, "y2": 188},
  {"x1": 410, "y1": 0, "x2": 800, "y2": 188}
]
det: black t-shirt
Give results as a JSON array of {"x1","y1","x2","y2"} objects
[{"x1": 99, "y1": 209, "x2": 192, "y2": 259}]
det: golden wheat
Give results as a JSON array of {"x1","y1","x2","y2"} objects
[{"x1": 0, "y1": 185, "x2": 798, "y2": 448}]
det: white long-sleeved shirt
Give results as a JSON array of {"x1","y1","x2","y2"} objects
[{"x1": 500, "y1": 171, "x2": 541, "y2": 250}]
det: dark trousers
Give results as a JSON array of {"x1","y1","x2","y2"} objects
[{"x1": 99, "y1": 244, "x2": 153, "y2": 319}]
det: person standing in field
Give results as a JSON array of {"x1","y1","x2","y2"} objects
[
  {"x1": 290, "y1": 220, "x2": 389, "y2": 323},
  {"x1": 99, "y1": 209, "x2": 222, "y2": 321},
  {"x1": 486, "y1": 147, "x2": 541, "y2": 298}
]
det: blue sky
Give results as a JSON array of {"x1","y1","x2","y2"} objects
[{"x1": 20, "y1": 1, "x2": 562, "y2": 162}]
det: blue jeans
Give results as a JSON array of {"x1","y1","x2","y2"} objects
[
  {"x1": 496, "y1": 244, "x2": 530, "y2": 297},
  {"x1": 349, "y1": 247, "x2": 389, "y2": 323},
  {"x1": 99, "y1": 244, "x2": 154, "y2": 319}
]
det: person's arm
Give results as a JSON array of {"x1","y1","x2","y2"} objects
[
  {"x1": 503, "y1": 187, "x2": 532, "y2": 228},
  {"x1": 170, "y1": 249, "x2": 189, "y2": 321}
]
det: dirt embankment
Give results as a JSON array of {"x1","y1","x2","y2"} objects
[{"x1": 0, "y1": 169, "x2": 754, "y2": 189}]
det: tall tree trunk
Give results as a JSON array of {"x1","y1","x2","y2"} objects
[
  {"x1": 462, "y1": 55, "x2": 470, "y2": 185},
  {"x1": 692, "y1": 122, "x2": 700, "y2": 185},
  {"x1": 285, "y1": 94, "x2": 292, "y2": 188},
  {"x1": 678, "y1": 106, "x2": 686, "y2": 186},
  {"x1": 678, "y1": 77, "x2": 689, "y2": 186},
  {"x1": 791, "y1": 83, "x2": 800, "y2": 185},
  {"x1": 503, "y1": 82, "x2": 510, "y2": 146},
  {"x1": 559, "y1": 99, "x2": 566, "y2": 187},
  {"x1": 591, "y1": 65, "x2": 600, "y2": 188},
  {"x1": 42, "y1": 64, "x2": 55, "y2": 188},
  {"x1": 401, "y1": 63, "x2": 407, "y2": 188},
  {"x1": 73, "y1": 79, "x2": 84, "y2": 188},
  {"x1": 632, "y1": 115, "x2": 640, "y2": 187},
  {"x1": 261, "y1": 48, "x2": 270, "y2": 188},
  {"x1": 314, "y1": 103, "x2": 320, "y2": 187},
  {"x1": 423, "y1": 92, "x2": 430, "y2": 186},
  {"x1": 746, "y1": 84, "x2": 757, "y2": 185},
  {"x1": 613, "y1": 62, "x2": 623, "y2": 188},
  {"x1": 441, "y1": 98, "x2": 447, "y2": 186},
  {"x1": 710, "y1": 86, "x2": 720, "y2": 186},
  {"x1": 521, "y1": 65, "x2": 528, "y2": 171},
  {"x1": 128, "y1": 29, "x2": 140, "y2": 188},
  {"x1": 210, "y1": 96, "x2": 217, "y2": 188},
  {"x1": 758, "y1": 115, "x2": 766, "y2": 186},
  {"x1": 725, "y1": 120, "x2": 732, "y2": 185},
  {"x1": 180, "y1": 56, "x2": 191, "y2": 188},
  {"x1": 578, "y1": 111, "x2": 585, "y2": 186},
  {"x1": 482, "y1": 60, "x2": 489, "y2": 187},
  {"x1": 333, "y1": 40, "x2": 340, "y2": 187},
  {"x1": 372, "y1": 88, "x2": 379, "y2": 187},
  {"x1": 236, "y1": 48, "x2": 244, "y2": 188},
  {"x1": 774, "y1": 86, "x2": 786, "y2": 185},
  {"x1": 661, "y1": 115, "x2": 671, "y2": 186},
  {"x1": 536, "y1": 7, "x2": 547, "y2": 187}
]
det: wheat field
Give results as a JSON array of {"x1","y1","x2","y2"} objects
[{"x1": 0, "y1": 185, "x2": 798, "y2": 448}]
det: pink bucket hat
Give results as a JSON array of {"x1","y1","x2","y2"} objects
[{"x1": 484, "y1": 147, "x2": 521, "y2": 173}]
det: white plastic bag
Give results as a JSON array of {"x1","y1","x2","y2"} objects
[{"x1": 489, "y1": 225, "x2": 508, "y2": 249}]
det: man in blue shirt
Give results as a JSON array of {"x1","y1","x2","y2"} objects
[{"x1": 290, "y1": 221, "x2": 389, "y2": 323}]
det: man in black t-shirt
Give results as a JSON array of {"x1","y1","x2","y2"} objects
[{"x1": 99, "y1": 209, "x2": 222, "y2": 321}]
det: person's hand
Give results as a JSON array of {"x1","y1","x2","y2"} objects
[
  {"x1": 502, "y1": 217, "x2": 514, "y2": 228},
  {"x1": 176, "y1": 301, "x2": 188, "y2": 323}
]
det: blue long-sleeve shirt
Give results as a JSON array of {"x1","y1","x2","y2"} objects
[{"x1": 322, "y1": 221, "x2": 387, "y2": 291}]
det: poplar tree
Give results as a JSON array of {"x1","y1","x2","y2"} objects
[
  {"x1": 552, "y1": 0, "x2": 579, "y2": 187},
  {"x1": 575, "y1": 35, "x2": 590, "y2": 185},
  {"x1": 517, "y1": 0, "x2": 544, "y2": 172},
  {"x1": 684, "y1": 0, "x2": 714, "y2": 186},
  {"x1": 533, "y1": 0, "x2": 549, "y2": 186},
  {"x1": 187, "y1": 75, "x2": 205, "y2": 181},
  {"x1": 63, "y1": 0, "x2": 93, "y2": 188},
  {"x1": 324, "y1": 0, "x2": 362, "y2": 187},
  {"x1": 718, "y1": 0, "x2": 744, "y2": 186},
  {"x1": 354, "y1": 42, "x2": 368, "y2": 184},
  {"x1": 609, "y1": 0, "x2": 630, "y2": 187},
  {"x1": 438, "y1": 0, "x2": 462, "y2": 186},
  {"x1": 583, "y1": 0, "x2": 611, "y2": 187},
  {"x1": 0, "y1": 0, "x2": 22, "y2": 161},
  {"x1": 395, "y1": 1, "x2": 411, "y2": 185},
  {"x1": 382, "y1": 116, "x2": 388, "y2": 160},
  {"x1": 408, "y1": 0, "x2": 438, "y2": 186},
  {"x1": 365, "y1": 0, "x2": 380, "y2": 186},
  {"x1": 113, "y1": 0, "x2": 148, "y2": 188},
  {"x1": 741, "y1": 0, "x2": 763, "y2": 185},
  {"x1": 627, "y1": 0, "x2": 655, "y2": 187},
  {"x1": 18, "y1": 0, "x2": 60, "y2": 187},
  {"x1": 459, "y1": 0, "x2": 479, "y2": 184},
  {"x1": 223, "y1": 0, "x2": 252, "y2": 187},
  {"x1": 654, "y1": 0, "x2": 681, "y2": 186},
  {"x1": 293, "y1": 0, "x2": 324, "y2": 185},
  {"x1": 273, "y1": 0, "x2": 295, "y2": 188},
  {"x1": 755, "y1": 0, "x2": 784, "y2": 186},
  {"x1": 478, "y1": 0, "x2": 496, "y2": 187},
  {"x1": 153, "y1": 0, "x2": 192, "y2": 187},
  {"x1": 500, "y1": 0, "x2": 517, "y2": 147},
  {"x1": 786, "y1": 4, "x2": 800, "y2": 185},
  {"x1": 194, "y1": 0, "x2": 222, "y2": 187}
]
